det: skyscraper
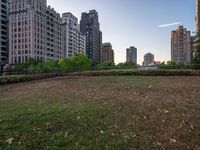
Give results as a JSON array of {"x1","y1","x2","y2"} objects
[
  {"x1": 196, "y1": 0, "x2": 200, "y2": 33},
  {"x1": 9, "y1": 0, "x2": 64, "y2": 65},
  {"x1": 101, "y1": 43, "x2": 114, "y2": 63},
  {"x1": 126, "y1": 46, "x2": 137, "y2": 64},
  {"x1": 0, "y1": 0, "x2": 8, "y2": 71},
  {"x1": 80, "y1": 10, "x2": 102, "y2": 63},
  {"x1": 143, "y1": 53, "x2": 155, "y2": 66},
  {"x1": 171, "y1": 26, "x2": 192, "y2": 64},
  {"x1": 62, "y1": 12, "x2": 85, "y2": 57}
]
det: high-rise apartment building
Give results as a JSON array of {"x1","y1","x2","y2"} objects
[
  {"x1": 143, "y1": 53, "x2": 155, "y2": 66},
  {"x1": 126, "y1": 46, "x2": 137, "y2": 64},
  {"x1": 0, "y1": 0, "x2": 8, "y2": 71},
  {"x1": 171, "y1": 26, "x2": 192, "y2": 64},
  {"x1": 9, "y1": 0, "x2": 64, "y2": 65},
  {"x1": 46, "y1": 6, "x2": 64, "y2": 60},
  {"x1": 80, "y1": 10, "x2": 102, "y2": 63},
  {"x1": 194, "y1": 0, "x2": 200, "y2": 59},
  {"x1": 62, "y1": 12, "x2": 85, "y2": 57},
  {"x1": 196, "y1": 0, "x2": 200, "y2": 33},
  {"x1": 101, "y1": 43, "x2": 114, "y2": 63}
]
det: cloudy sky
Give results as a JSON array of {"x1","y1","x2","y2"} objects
[{"x1": 48, "y1": 0, "x2": 195, "y2": 64}]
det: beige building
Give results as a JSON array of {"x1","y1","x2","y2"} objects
[
  {"x1": 196, "y1": 0, "x2": 200, "y2": 33},
  {"x1": 9, "y1": 0, "x2": 64, "y2": 65},
  {"x1": 101, "y1": 43, "x2": 114, "y2": 63},
  {"x1": 171, "y1": 26, "x2": 192, "y2": 64},
  {"x1": 62, "y1": 12, "x2": 85, "y2": 57},
  {"x1": 194, "y1": 0, "x2": 200, "y2": 59}
]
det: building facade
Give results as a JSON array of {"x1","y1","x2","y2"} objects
[
  {"x1": 62, "y1": 12, "x2": 85, "y2": 58},
  {"x1": 0, "y1": 0, "x2": 8, "y2": 71},
  {"x1": 126, "y1": 46, "x2": 137, "y2": 64},
  {"x1": 80, "y1": 10, "x2": 102, "y2": 63},
  {"x1": 171, "y1": 26, "x2": 192, "y2": 64},
  {"x1": 143, "y1": 53, "x2": 155, "y2": 66},
  {"x1": 196, "y1": 0, "x2": 200, "y2": 33},
  {"x1": 194, "y1": 0, "x2": 200, "y2": 59},
  {"x1": 101, "y1": 42, "x2": 114, "y2": 63},
  {"x1": 46, "y1": 6, "x2": 64, "y2": 60},
  {"x1": 9, "y1": 0, "x2": 64, "y2": 65}
]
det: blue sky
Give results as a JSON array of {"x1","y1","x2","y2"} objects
[{"x1": 48, "y1": 0, "x2": 195, "y2": 64}]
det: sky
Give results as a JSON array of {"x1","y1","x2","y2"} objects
[{"x1": 48, "y1": 0, "x2": 195, "y2": 64}]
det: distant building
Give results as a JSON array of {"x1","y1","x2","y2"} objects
[
  {"x1": 80, "y1": 10, "x2": 102, "y2": 63},
  {"x1": 126, "y1": 46, "x2": 137, "y2": 64},
  {"x1": 9, "y1": 0, "x2": 64, "y2": 65},
  {"x1": 0, "y1": 0, "x2": 8, "y2": 71},
  {"x1": 101, "y1": 43, "x2": 114, "y2": 63},
  {"x1": 196, "y1": 0, "x2": 200, "y2": 33},
  {"x1": 194, "y1": 0, "x2": 200, "y2": 59},
  {"x1": 171, "y1": 26, "x2": 192, "y2": 64},
  {"x1": 46, "y1": 6, "x2": 64, "y2": 60},
  {"x1": 143, "y1": 53, "x2": 155, "y2": 66},
  {"x1": 62, "y1": 12, "x2": 85, "y2": 57}
]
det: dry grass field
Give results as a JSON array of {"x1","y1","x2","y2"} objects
[{"x1": 0, "y1": 76, "x2": 200, "y2": 149}]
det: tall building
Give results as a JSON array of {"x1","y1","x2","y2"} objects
[
  {"x1": 171, "y1": 26, "x2": 192, "y2": 64},
  {"x1": 0, "y1": 0, "x2": 8, "y2": 71},
  {"x1": 80, "y1": 10, "x2": 102, "y2": 63},
  {"x1": 9, "y1": 0, "x2": 64, "y2": 65},
  {"x1": 196, "y1": 0, "x2": 200, "y2": 33},
  {"x1": 194, "y1": 0, "x2": 200, "y2": 59},
  {"x1": 46, "y1": 6, "x2": 64, "y2": 60},
  {"x1": 126, "y1": 46, "x2": 137, "y2": 64},
  {"x1": 143, "y1": 53, "x2": 155, "y2": 66},
  {"x1": 101, "y1": 42, "x2": 114, "y2": 63},
  {"x1": 62, "y1": 12, "x2": 85, "y2": 57}
]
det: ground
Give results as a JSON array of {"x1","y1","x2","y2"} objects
[{"x1": 0, "y1": 76, "x2": 200, "y2": 150}]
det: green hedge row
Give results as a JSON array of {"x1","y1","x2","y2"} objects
[
  {"x1": 68, "y1": 69, "x2": 200, "y2": 77},
  {"x1": 0, "y1": 73, "x2": 65, "y2": 85},
  {"x1": 1, "y1": 69, "x2": 200, "y2": 85}
]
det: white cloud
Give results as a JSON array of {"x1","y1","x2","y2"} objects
[{"x1": 158, "y1": 22, "x2": 182, "y2": 28}]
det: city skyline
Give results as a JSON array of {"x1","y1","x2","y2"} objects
[{"x1": 48, "y1": 0, "x2": 196, "y2": 65}]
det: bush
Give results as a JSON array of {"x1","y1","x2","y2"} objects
[
  {"x1": 158, "y1": 61, "x2": 186, "y2": 69},
  {"x1": 117, "y1": 62, "x2": 137, "y2": 69},
  {"x1": 96, "y1": 61, "x2": 115, "y2": 70},
  {"x1": 58, "y1": 54, "x2": 92, "y2": 72},
  {"x1": 9, "y1": 54, "x2": 92, "y2": 75}
]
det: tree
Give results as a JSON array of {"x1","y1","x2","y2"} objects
[
  {"x1": 58, "y1": 54, "x2": 92, "y2": 72},
  {"x1": 193, "y1": 32, "x2": 200, "y2": 67},
  {"x1": 96, "y1": 61, "x2": 115, "y2": 69},
  {"x1": 117, "y1": 62, "x2": 137, "y2": 69}
]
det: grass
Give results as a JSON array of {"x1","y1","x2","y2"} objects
[{"x1": 0, "y1": 76, "x2": 200, "y2": 149}]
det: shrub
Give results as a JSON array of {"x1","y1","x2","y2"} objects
[
  {"x1": 117, "y1": 62, "x2": 137, "y2": 69},
  {"x1": 158, "y1": 61, "x2": 186, "y2": 69},
  {"x1": 96, "y1": 61, "x2": 115, "y2": 70}
]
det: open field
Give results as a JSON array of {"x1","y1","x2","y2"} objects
[{"x1": 0, "y1": 76, "x2": 200, "y2": 149}]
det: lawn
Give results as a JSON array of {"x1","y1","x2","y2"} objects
[{"x1": 0, "y1": 76, "x2": 200, "y2": 150}]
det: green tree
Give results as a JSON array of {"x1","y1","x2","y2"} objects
[
  {"x1": 117, "y1": 62, "x2": 137, "y2": 69},
  {"x1": 58, "y1": 54, "x2": 92, "y2": 72},
  {"x1": 193, "y1": 32, "x2": 200, "y2": 67},
  {"x1": 96, "y1": 61, "x2": 115, "y2": 70}
]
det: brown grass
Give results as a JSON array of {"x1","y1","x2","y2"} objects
[{"x1": 0, "y1": 76, "x2": 200, "y2": 149}]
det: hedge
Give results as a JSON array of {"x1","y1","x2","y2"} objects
[
  {"x1": 0, "y1": 73, "x2": 65, "y2": 85},
  {"x1": 1, "y1": 69, "x2": 200, "y2": 85}
]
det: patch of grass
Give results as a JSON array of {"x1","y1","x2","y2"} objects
[
  {"x1": 0, "y1": 76, "x2": 200, "y2": 149},
  {"x1": 0, "y1": 101, "x2": 155, "y2": 149}
]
